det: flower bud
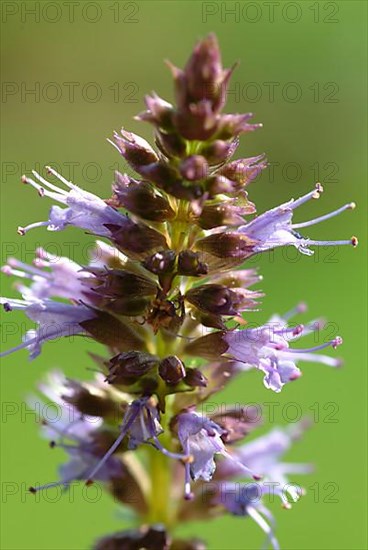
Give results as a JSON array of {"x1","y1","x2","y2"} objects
[
  {"x1": 106, "y1": 351, "x2": 159, "y2": 385},
  {"x1": 179, "y1": 155, "x2": 208, "y2": 181},
  {"x1": 159, "y1": 355, "x2": 186, "y2": 385},
  {"x1": 185, "y1": 332, "x2": 228, "y2": 360},
  {"x1": 200, "y1": 138, "x2": 239, "y2": 165},
  {"x1": 142, "y1": 250, "x2": 176, "y2": 275},
  {"x1": 109, "y1": 172, "x2": 175, "y2": 222},
  {"x1": 177, "y1": 250, "x2": 208, "y2": 277},
  {"x1": 155, "y1": 130, "x2": 186, "y2": 158},
  {"x1": 216, "y1": 113, "x2": 263, "y2": 140},
  {"x1": 217, "y1": 154, "x2": 267, "y2": 190},
  {"x1": 112, "y1": 129, "x2": 158, "y2": 169},
  {"x1": 197, "y1": 201, "x2": 247, "y2": 229},
  {"x1": 136, "y1": 92, "x2": 175, "y2": 131},
  {"x1": 185, "y1": 284, "x2": 249, "y2": 316},
  {"x1": 107, "y1": 219, "x2": 168, "y2": 259},
  {"x1": 196, "y1": 232, "x2": 256, "y2": 260},
  {"x1": 184, "y1": 368, "x2": 208, "y2": 388}
]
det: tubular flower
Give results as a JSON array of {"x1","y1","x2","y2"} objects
[{"x1": 1, "y1": 34, "x2": 357, "y2": 550}]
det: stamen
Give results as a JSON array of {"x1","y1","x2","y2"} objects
[
  {"x1": 282, "y1": 303, "x2": 307, "y2": 321},
  {"x1": 21, "y1": 175, "x2": 65, "y2": 202},
  {"x1": 107, "y1": 137, "x2": 121, "y2": 153},
  {"x1": 290, "y1": 184, "x2": 323, "y2": 210},
  {"x1": 7, "y1": 258, "x2": 51, "y2": 278},
  {"x1": 246, "y1": 506, "x2": 280, "y2": 550},
  {"x1": 29, "y1": 480, "x2": 71, "y2": 493},
  {"x1": 288, "y1": 337, "x2": 342, "y2": 354},
  {"x1": 292, "y1": 202, "x2": 356, "y2": 229},
  {"x1": 306, "y1": 237, "x2": 358, "y2": 247},
  {"x1": 85, "y1": 401, "x2": 141, "y2": 483},
  {"x1": 32, "y1": 170, "x2": 68, "y2": 194},
  {"x1": 45, "y1": 166, "x2": 76, "y2": 189},
  {"x1": 17, "y1": 222, "x2": 49, "y2": 235},
  {"x1": 222, "y1": 450, "x2": 262, "y2": 480}
]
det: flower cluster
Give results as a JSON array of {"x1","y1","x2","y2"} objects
[{"x1": 1, "y1": 34, "x2": 357, "y2": 549}]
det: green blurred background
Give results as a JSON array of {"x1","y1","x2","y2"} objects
[{"x1": 1, "y1": 1, "x2": 367, "y2": 548}]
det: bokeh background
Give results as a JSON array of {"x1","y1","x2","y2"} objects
[{"x1": 1, "y1": 1, "x2": 367, "y2": 549}]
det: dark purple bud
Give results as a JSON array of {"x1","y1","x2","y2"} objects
[
  {"x1": 217, "y1": 154, "x2": 267, "y2": 189},
  {"x1": 196, "y1": 232, "x2": 256, "y2": 260},
  {"x1": 159, "y1": 355, "x2": 186, "y2": 385},
  {"x1": 138, "y1": 162, "x2": 182, "y2": 191},
  {"x1": 177, "y1": 250, "x2": 208, "y2": 277},
  {"x1": 94, "y1": 525, "x2": 169, "y2": 550},
  {"x1": 112, "y1": 129, "x2": 158, "y2": 169},
  {"x1": 174, "y1": 100, "x2": 218, "y2": 141},
  {"x1": 184, "y1": 368, "x2": 208, "y2": 388},
  {"x1": 136, "y1": 92, "x2": 175, "y2": 131},
  {"x1": 155, "y1": 130, "x2": 187, "y2": 158},
  {"x1": 89, "y1": 268, "x2": 157, "y2": 298},
  {"x1": 106, "y1": 220, "x2": 168, "y2": 259},
  {"x1": 142, "y1": 250, "x2": 176, "y2": 275},
  {"x1": 80, "y1": 310, "x2": 145, "y2": 352},
  {"x1": 109, "y1": 172, "x2": 175, "y2": 222},
  {"x1": 106, "y1": 351, "x2": 159, "y2": 385},
  {"x1": 200, "y1": 138, "x2": 239, "y2": 165},
  {"x1": 197, "y1": 201, "x2": 248, "y2": 229},
  {"x1": 179, "y1": 155, "x2": 208, "y2": 181},
  {"x1": 185, "y1": 284, "x2": 244, "y2": 316},
  {"x1": 216, "y1": 113, "x2": 263, "y2": 140},
  {"x1": 185, "y1": 332, "x2": 229, "y2": 360}
]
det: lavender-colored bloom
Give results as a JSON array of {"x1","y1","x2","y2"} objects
[
  {"x1": 218, "y1": 422, "x2": 312, "y2": 505},
  {"x1": 0, "y1": 298, "x2": 96, "y2": 359},
  {"x1": 215, "y1": 482, "x2": 282, "y2": 550},
  {"x1": 238, "y1": 184, "x2": 357, "y2": 255},
  {"x1": 28, "y1": 371, "x2": 124, "y2": 493},
  {"x1": 2, "y1": 247, "x2": 92, "y2": 303},
  {"x1": 177, "y1": 411, "x2": 257, "y2": 499},
  {"x1": 86, "y1": 397, "x2": 187, "y2": 484},
  {"x1": 187, "y1": 305, "x2": 343, "y2": 392},
  {"x1": 19, "y1": 167, "x2": 130, "y2": 237}
]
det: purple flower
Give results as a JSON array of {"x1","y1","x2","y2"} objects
[
  {"x1": 19, "y1": 167, "x2": 130, "y2": 237},
  {"x1": 215, "y1": 482, "x2": 282, "y2": 550},
  {"x1": 218, "y1": 422, "x2": 312, "y2": 505},
  {"x1": 28, "y1": 371, "x2": 124, "y2": 493},
  {"x1": 2, "y1": 248, "x2": 92, "y2": 303},
  {"x1": 86, "y1": 397, "x2": 187, "y2": 484},
  {"x1": 177, "y1": 411, "x2": 257, "y2": 500},
  {"x1": 186, "y1": 304, "x2": 343, "y2": 392},
  {"x1": 0, "y1": 298, "x2": 96, "y2": 359},
  {"x1": 238, "y1": 184, "x2": 357, "y2": 255}
]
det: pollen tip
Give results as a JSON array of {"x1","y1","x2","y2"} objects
[
  {"x1": 21, "y1": 175, "x2": 28, "y2": 184},
  {"x1": 332, "y1": 336, "x2": 343, "y2": 349},
  {"x1": 3, "y1": 302, "x2": 12, "y2": 312},
  {"x1": 252, "y1": 473, "x2": 262, "y2": 481},
  {"x1": 349, "y1": 202, "x2": 356, "y2": 210},
  {"x1": 85, "y1": 479, "x2": 94, "y2": 486},
  {"x1": 282, "y1": 502, "x2": 292, "y2": 510},
  {"x1": 17, "y1": 226, "x2": 26, "y2": 236},
  {"x1": 49, "y1": 441, "x2": 56, "y2": 449},
  {"x1": 315, "y1": 182, "x2": 324, "y2": 194},
  {"x1": 297, "y1": 302, "x2": 308, "y2": 313},
  {"x1": 29, "y1": 486, "x2": 37, "y2": 494},
  {"x1": 351, "y1": 236, "x2": 358, "y2": 247}
]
